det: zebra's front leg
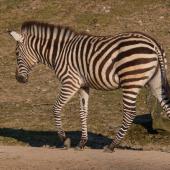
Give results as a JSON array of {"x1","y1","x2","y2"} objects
[
  {"x1": 76, "y1": 87, "x2": 89, "y2": 150},
  {"x1": 53, "y1": 84, "x2": 79, "y2": 148},
  {"x1": 104, "y1": 89, "x2": 138, "y2": 152}
]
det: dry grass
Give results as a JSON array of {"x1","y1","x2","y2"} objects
[{"x1": 0, "y1": 0, "x2": 170, "y2": 151}]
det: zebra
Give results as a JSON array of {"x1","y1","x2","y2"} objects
[{"x1": 8, "y1": 21, "x2": 170, "y2": 152}]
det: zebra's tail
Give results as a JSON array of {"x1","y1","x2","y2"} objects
[{"x1": 156, "y1": 46, "x2": 170, "y2": 96}]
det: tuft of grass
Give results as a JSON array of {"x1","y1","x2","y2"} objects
[{"x1": 76, "y1": 13, "x2": 111, "y2": 27}]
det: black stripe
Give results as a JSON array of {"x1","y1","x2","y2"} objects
[
  {"x1": 116, "y1": 58, "x2": 157, "y2": 73},
  {"x1": 123, "y1": 99, "x2": 136, "y2": 106},
  {"x1": 69, "y1": 36, "x2": 82, "y2": 72},
  {"x1": 122, "y1": 85, "x2": 143, "y2": 89},
  {"x1": 52, "y1": 28, "x2": 61, "y2": 67},
  {"x1": 120, "y1": 76, "x2": 148, "y2": 84},
  {"x1": 34, "y1": 28, "x2": 39, "y2": 56},
  {"x1": 57, "y1": 29, "x2": 68, "y2": 59},
  {"x1": 114, "y1": 47, "x2": 155, "y2": 63},
  {"x1": 123, "y1": 95, "x2": 136, "y2": 101},
  {"x1": 119, "y1": 66, "x2": 155, "y2": 78},
  {"x1": 118, "y1": 130, "x2": 124, "y2": 137},
  {"x1": 161, "y1": 99, "x2": 170, "y2": 108},
  {"x1": 95, "y1": 36, "x2": 132, "y2": 52},
  {"x1": 122, "y1": 91, "x2": 138, "y2": 96},
  {"x1": 78, "y1": 36, "x2": 89, "y2": 74},
  {"x1": 39, "y1": 27, "x2": 45, "y2": 63},
  {"x1": 80, "y1": 37, "x2": 92, "y2": 75},
  {"x1": 45, "y1": 26, "x2": 54, "y2": 66},
  {"x1": 117, "y1": 40, "x2": 154, "y2": 49}
]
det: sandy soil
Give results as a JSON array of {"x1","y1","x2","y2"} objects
[{"x1": 0, "y1": 146, "x2": 169, "y2": 170}]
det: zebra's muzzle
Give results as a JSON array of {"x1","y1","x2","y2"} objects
[{"x1": 16, "y1": 75, "x2": 28, "y2": 83}]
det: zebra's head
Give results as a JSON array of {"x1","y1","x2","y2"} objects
[{"x1": 8, "y1": 31, "x2": 39, "y2": 83}]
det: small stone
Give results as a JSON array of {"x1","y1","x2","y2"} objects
[
  {"x1": 64, "y1": 138, "x2": 71, "y2": 149},
  {"x1": 10, "y1": 72, "x2": 15, "y2": 76},
  {"x1": 95, "y1": 23, "x2": 100, "y2": 27},
  {"x1": 42, "y1": 88, "x2": 48, "y2": 92},
  {"x1": 15, "y1": 104, "x2": 20, "y2": 107},
  {"x1": 32, "y1": 6, "x2": 37, "y2": 10},
  {"x1": 102, "y1": 6, "x2": 111, "y2": 13},
  {"x1": 36, "y1": 86, "x2": 41, "y2": 90},
  {"x1": 138, "y1": 20, "x2": 143, "y2": 26}
]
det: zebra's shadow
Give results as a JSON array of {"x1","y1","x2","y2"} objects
[
  {"x1": 0, "y1": 128, "x2": 112, "y2": 149},
  {"x1": 0, "y1": 114, "x2": 154, "y2": 150},
  {"x1": 0, "y1": 127, "x2": 142, "y2": 150}
]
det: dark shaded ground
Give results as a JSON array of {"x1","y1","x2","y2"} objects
[
  {"x1": 0, "y1": 128, "x2": 112, "y2": 149},
  {"x1": 0, "y1": 114, "x2": 160, "y2": 151}
]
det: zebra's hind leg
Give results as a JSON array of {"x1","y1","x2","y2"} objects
[
  {"x1": 53, "y1": 84, "x2": 79, "y2": 149},
  {"x1": 104, "y1": 88, "x2": 140, "y2": 152},
  {"x1": 75, "y1": 87, "x2": 90, "y2": 150}
]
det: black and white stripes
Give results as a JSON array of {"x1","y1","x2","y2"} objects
[{"x1": 9, "y1": 21, "x2": 170, "y2": 152}]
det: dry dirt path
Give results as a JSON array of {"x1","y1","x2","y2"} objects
[{"x1": 0, "y1": 146, "x2": 170, "y2": 170}]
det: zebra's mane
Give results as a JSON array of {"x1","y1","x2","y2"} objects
[{"x1": 21, "y1": 21, "x2": 76, "y2": 36}]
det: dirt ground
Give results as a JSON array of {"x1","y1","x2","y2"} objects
[{"x1": 0, "y1": 146, "x2": 169, "y2": 170}]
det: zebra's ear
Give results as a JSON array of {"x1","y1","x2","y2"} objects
[{"x1": 8, "y1": 31, "x2": 23, "y2": 43}]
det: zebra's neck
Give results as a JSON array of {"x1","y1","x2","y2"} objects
[
  {"x1": 22, "y1": 22, "x2": 76, "y2": 70},
  {"x1": 40, "y1": 27, "x2": 75, "y2": 70}
]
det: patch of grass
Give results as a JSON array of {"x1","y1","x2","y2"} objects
[
  {"x1": 125, "y1": 124, "x2": 151, "y2": 146},
  {"x1": 76, "y1": 12, "x2": 111, "y2": 27},
  {"x1": 0, "y1": 0, "x2": 26, "y2": 11},
  {"x1": 0, "y1": 136, "x2": 25, "y2": 146}
]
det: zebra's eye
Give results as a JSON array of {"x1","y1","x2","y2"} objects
[{"x1": 16, "y1": 51, "x2": 19, "y2": 56}]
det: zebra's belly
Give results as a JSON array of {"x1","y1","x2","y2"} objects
[{"x1": 84, "y1": 72, "x2": 119, "y2": 90}]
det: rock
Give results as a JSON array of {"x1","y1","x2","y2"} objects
[
  {"x1": 159, "y1": 16, "x2": 164, "y2": 19},
  {"x1": 151, "y1": 98, "x2": 170, "y2": 132},
  {"x1": 138, "y1": 20, "x2": 143, "y2": 26}
]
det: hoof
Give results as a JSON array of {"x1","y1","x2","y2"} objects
[
  {"x1": 74, "y1": 146, "x2": 84, "y2": 151},
  {"x1": 63, "y1": 138, "x2": 71, "y2": 149},
  {"x1": 103, "y1": 145, "x2": 115, "y2": 153},
  {"x1": 74, "y1": 139, "x2": 87, "y2": 151},
  {"x1": 60, "y1": 146, "x2": 69, "y2": 150}
]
